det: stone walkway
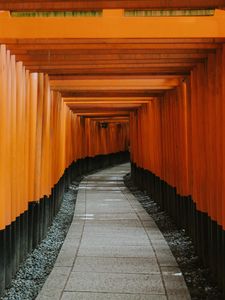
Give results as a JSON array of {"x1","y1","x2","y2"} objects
[{"x1": 36, "y1": 163, "x2": 190, "y2": 300}]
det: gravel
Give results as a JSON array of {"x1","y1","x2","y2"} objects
[
  {"x1": 124, "y1": 173, "x2": 224, "y2": 300},
  {"x1": 0, "y1": 177, "x2": 82, "y2": 300},
  {"x1": 2, "y1": 170, "x2": 223, "y2": 300}
]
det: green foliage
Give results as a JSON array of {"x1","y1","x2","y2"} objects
[
  {"x1": 124, "y1": 9, "x2": 215, "y2": 17},
  {"x1": 11, "y1": 11, "x2": 102, "y2": 17}
]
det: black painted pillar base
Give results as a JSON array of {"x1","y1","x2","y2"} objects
[
  {"x1": 0, "y1": 151, "x2": 130, "y2": 296},
  {"x1": 130, "y1": 162, "x2": 225, "y2": 296},
  {"x1": 0, "y1": 230, "x2": 5, "y2": 293}
]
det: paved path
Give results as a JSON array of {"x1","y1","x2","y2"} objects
[{"x1": 37, "y1": 163, "x2": 190, "y2": 300}]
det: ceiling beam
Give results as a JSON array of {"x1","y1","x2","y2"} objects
[
  {"x1": 63, "y1": 97, "x2": 154, "y2": 102},
  {"x1": 51, "y1": 78, "x2": 181, "y2": 89},
  {"x1": 48, "y1": 74, "x2": 187, "y2": 80},
  {"x1": 71, "y1": 107, "x2": 136, "y2": 113},
  {"x1": 4, "y1": 42, "x2": 222, "y2": 51},
  {"x1": 0, "y1": 1, "x2": 224, "y2": 11},
  {"x1": 1, "y1": 10, "x2": 225, "y2": 38},
  {"x1": 0, "y1": 38, "x2": 222, "y2": 44},
  {"x1": 61, "y1": 90, "x2": 164, "y2": 98},
  {"x1": 20, "y1": 58, "x2": 204, "y2": 66},
  {"x1": 75, "y1": 112, "x2": 130, "y2": 117}
]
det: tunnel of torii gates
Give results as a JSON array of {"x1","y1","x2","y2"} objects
[{"x1": 1, "y1": 0, "x2": 225, "y2": 296}]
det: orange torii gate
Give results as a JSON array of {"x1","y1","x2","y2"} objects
[{"x1": 0, "y1": 6, "x2": 225, "y2": 296}]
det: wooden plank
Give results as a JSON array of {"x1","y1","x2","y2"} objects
[
  {"x1": 63, "y1": 97, "x2": 154, "y2": 102},
  {"x1": 6, "y1": 48, "x2": 215, "y2": 56},
  {"x1": 50, "y1": 78, "x2": 181, "y2": 89},
  {"x1": 49, "y1": 74, "x2": 188, "y2": 80},
  {"x1": 30, "y1": 67, "x2": 192, "y2": 75},
  {"x1": 75, "y1": 113, "x2": 130, "y2": 118},
  {"x1": 61, "y1": 90, "x2": 164, "y2": 97},
  {"x1": 5, "y1": 43, "x2": 221, "y2": 50},
  {"x1": 71, "y1": 107, "x2": 136, "y2": 112},
  {"x1": 1, "y1": 38, "x2": 223, "y2": 44},
  {"x1": 22, "y1": 58, "x2": 204, "y2": 67},
  {"x1": 1, "y1": 10, "x2": 225, "y2": 38},
  {"x1": 14, "y1": 53, "x2": 208, "y2": 62},
  {"x1": 0, "y1": 0, "x2": 224, "y2": 11}
]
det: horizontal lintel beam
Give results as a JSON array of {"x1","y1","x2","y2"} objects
[
  {"x1": 0, "y1": 10, "x2": 225, "y2": 38},
  {"x1": 0, "y1": 1, "x2": 224, "y2": 11}
]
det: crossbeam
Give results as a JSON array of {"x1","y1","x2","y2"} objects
[
  {"x1": 1, "y1": 10, "x2": 225, "y2": 38},
  {"x1": 0, "y1": 0, "x2": 224, "y2": 11}
]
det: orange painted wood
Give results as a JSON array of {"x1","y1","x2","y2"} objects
[
  {"x1": 1, "y1": 11, "x2": 225, "y2": 39},
  {"x1": 0, "y1": 0, "x2": 224, "y2": 11},
  {"x1": 130, "y1": 45, "x2": 225, "y2": 230},
  {"x1": 0, "y1": 45, "x2": 129, "y2": 230}
]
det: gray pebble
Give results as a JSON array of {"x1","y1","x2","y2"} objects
[{"x1": 1, "y1": 180, "x2": 80, "y2": 300}]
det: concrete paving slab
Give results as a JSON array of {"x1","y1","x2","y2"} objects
[
  {"x1": 77, "y1": 244, "x2": 155, "y2": 258},
  {"x1": 61, "y1": 292, "x2": 167, "y2": 300},
  {"x1": 54, "y1": 251, "x2": 75, "y2": 267},
  {"x1": 80, "y1": 233, "x2": 149, "y2": 241},
  {"x1": 142, "y1": 220, "x2": 158, "y2": 228},
  {"x1": 137, "y1": 212, "x2": 153, "y2": 221},
  {"x1": 82, "y1": 227, "x2": 149, "y2": 236},
  {"x1": 145, "y1": 228, "x2": 165, "y2": 241},
  {"x1": 79, "y1": 236, "x2": 150, "y2": 246},
  {"x1": 65, "y1": 272, "x2": 165, "y2": 295},
  {"x1": 84, "y1": 219, "x2": 142, "y2": 226},
  {"x1": 80, "y1": 212, "x2": 138, "y2": 220},
  {"x1": 161, "y1": 267, "x2": 191, "y2": 298},
  {"x1": 73, "y1": 256, "x2": 160, "y2": 274},
  {"x1": 36, "y1": 267, "x2": 71, "y2": 300},
  {"x1": 36, "y1": 163, "x2": 190, "y2": 300}
]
